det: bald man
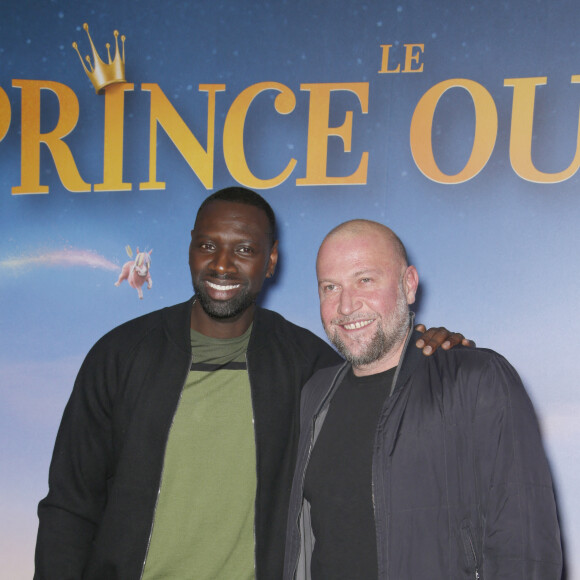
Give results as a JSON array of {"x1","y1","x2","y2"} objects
[{"x1": 284, "y1": 220, "x2": 562, "y2": 580}]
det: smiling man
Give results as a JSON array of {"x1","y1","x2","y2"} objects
[
  {"x1": 284, "y1": 219, "x2": 562, "y2": 580},
  {"x1": 35, "y1": 189, "x2": 470, "y2": 580}
]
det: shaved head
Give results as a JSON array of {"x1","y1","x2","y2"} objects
[
  {"x1": 318, "y1": 219, "x2": 408, "y2": 274},
  {"x1": 316, "y1": 219, "x2": 418, "y2": 375}
]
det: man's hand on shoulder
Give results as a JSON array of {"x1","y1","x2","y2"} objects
[{"x1": 414, "y1": 324, "x2": 475, "y2": 356}]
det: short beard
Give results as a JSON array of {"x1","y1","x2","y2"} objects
[
  {"x1": 193, "y1": 278, "x2": 257, "y2": 320},
  {"x1": 326, "y1": 282, "x2": 410, "y2": 368}
]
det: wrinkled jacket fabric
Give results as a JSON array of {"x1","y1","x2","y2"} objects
[
  {"x1": 284, "y1": 330, "x2": 562, "y2": 580},
  {"x1": 35, "y1": 298, "x2": 340, "y2": 580}
]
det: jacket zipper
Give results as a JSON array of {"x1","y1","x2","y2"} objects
[
  {"x1": 460, "y1": 524, "x2": 481, "y2": 580},
  {"x1": 139, "y1": 353, "x2": 192, "y2": 580},
  {"x1": 246, "y1": 352, "x2": 259, "y2": 578},
  {"x1": 291, "y1": 367, "x2": 346, "y2": 579},
  {"x1": 373, "y1": 320, "x2": 415, "y2": 580},
  {"x1": 291, "y1": 412, "x2": 317, "y2": 579}
]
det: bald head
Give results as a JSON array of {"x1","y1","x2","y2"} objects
[
  {"x1": 317, "y1": 219, "x2": 408, "y2": 275},
  {"x1": 316, "y1": 219, "x2": 418, "y2": 375}
]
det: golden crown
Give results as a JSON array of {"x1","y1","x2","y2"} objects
[{"x1": 72, "y1": 23, "x2": 126, "y2": 94}]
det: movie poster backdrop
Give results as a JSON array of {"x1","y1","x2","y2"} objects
[{"x1": 1, "y1": 1, "x2": 578, "y2": 577}]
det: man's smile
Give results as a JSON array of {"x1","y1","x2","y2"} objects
[
  {"x1": 338, "y1": 318, "x2": 375, "y2": 331},
  {"x1": 206, "y1": 280, "x2": 241, "y2": 292}
]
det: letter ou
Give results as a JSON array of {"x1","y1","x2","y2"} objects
[{"x1": 410, "y1": 79, "x2": 498, "y2": 184}]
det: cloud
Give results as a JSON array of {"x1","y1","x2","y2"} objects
[{"x1": 0, "y1": 248, "x2": 120, "y2": 274}]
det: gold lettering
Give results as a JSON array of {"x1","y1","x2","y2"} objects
[
  {"x1": 378, "y1": 45, "x2": 401, "y2": 74},
  {"x1": 403, "y1": 44, "x2": 424, "y2": 73},
  {"x1": 0, "y1": 87, "x2": 10, "y2": 143},
  {"x1": 296, "y1": 83, "x2": 369, "y2": 186},
  {"x1": 94, "y1": 83, "x2": 134, "y2": 192},
  {"x1": 505, "y1": 76, "x2": 580, "y2": 183},
  {"x1": 12, "y1": 80, "x2": 89, "y2": 194},
  {"x1": 139, "y1": 83, "x2": 225, "y2": 190},
  {"x1": 223, "y1": 82, "x2": 297, "y2": 189},
  {"x1": 410, "y1": 79, "x2": 497, "y2": 184}
]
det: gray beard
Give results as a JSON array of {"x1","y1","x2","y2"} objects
[
  {"x1": 193, "y1": 279, "x2": 257, "y2": 320},
  {"x1": 326, "y1": 285, "x2": 410, "y2": 368}
]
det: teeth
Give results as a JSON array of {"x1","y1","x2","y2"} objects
[
  {"x1": 343, "y1": 320, "x2": 373, "y2": 330},
  {"x1": 207, "y1": 281, "x2": 240, "y2": 291}
]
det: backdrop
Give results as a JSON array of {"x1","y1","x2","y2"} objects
[{"x1": 1, "y1": 1, "x2": 578, "y2": 577}]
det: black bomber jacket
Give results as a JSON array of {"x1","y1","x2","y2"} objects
[
  {"x1": 284, "y1": 329, "x2": 562, "y2": 579},
  {"x1": 35, "y1": 298, "x2": 340, "y2": 579}
]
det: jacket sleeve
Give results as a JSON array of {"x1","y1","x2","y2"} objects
[
  {"x1": 472, "y1": 352, "x2": 562, "y2": 579},
  {"x1": 34, "y1": 342, "x2": 116, "y2": 580}
]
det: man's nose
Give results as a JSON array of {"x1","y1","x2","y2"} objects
[
  {"x1": 211, "y1": 249, "x2": 236, "y2": 273},
  {"x1": 338, "y1": 287, "x2": 361, "y2": 316}
]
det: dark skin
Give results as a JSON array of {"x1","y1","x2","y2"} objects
[
  {"x1": 415, "y1": 324, "x2": 474, "y2": 355},
  {"x1": 189, "y1": 200, "x2": 278, "y2": 338},
  {"x1": 189, "y1": 199, "x2": 473, "y2": 351}
]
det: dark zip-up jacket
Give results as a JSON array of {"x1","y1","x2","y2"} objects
[
  {"x1": 284, "y1": 329, "x2": 562, "y2": 579},
  {"x1": 35, "y1": 298, "x2": 341, "y2": 579}
]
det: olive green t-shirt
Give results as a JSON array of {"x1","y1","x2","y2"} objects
[{"x1": 142, "y1": 325, "x2": 256, "y2": 579}]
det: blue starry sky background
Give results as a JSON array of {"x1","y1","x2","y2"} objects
[{"x1": 1, "y1": 1, "x2": 579, "y2": 577}]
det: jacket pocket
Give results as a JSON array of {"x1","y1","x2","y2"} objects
[{"x1": 460, "y1": 521, "x2": 481, "y2": 580}]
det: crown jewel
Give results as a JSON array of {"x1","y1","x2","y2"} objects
[{"x1": 72, "y1": 23, "x2": 126, "y2": 94}]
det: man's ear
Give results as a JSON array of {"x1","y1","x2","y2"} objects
[
  {"x1": 266, "y1": 240, "x2": 279, "y2": 278},
  {"x1": 403, "y1": 265, "x2": 419, "y2": 305}
]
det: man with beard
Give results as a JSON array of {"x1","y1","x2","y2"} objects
[
  {"x1": 284, "y1": 219, "x2": 562, "y2": 580},
  {"x1": 35, "y1": 189, "x2": 469, "y2": 580}
]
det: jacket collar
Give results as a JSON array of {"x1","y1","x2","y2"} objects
[
  {"x1": 390, "y1": 312, "x2": 423, "y2": 396},
  {"x1": 176, "y1": 296, "x2": 266, "y2": 355},
  {"x1": 161, "y1": 296, "x2": 195, "y2": 355}
]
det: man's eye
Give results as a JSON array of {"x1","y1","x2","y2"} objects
[
  {"x1": 323, "y1": 284, "x2": 335, "y2": 292},
  {"x1": 237, "y1": 246, "x2": 254, "y2": 254},
  {"x1": 199, "y1": 243, "x2": 215, "y2": 251}
]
